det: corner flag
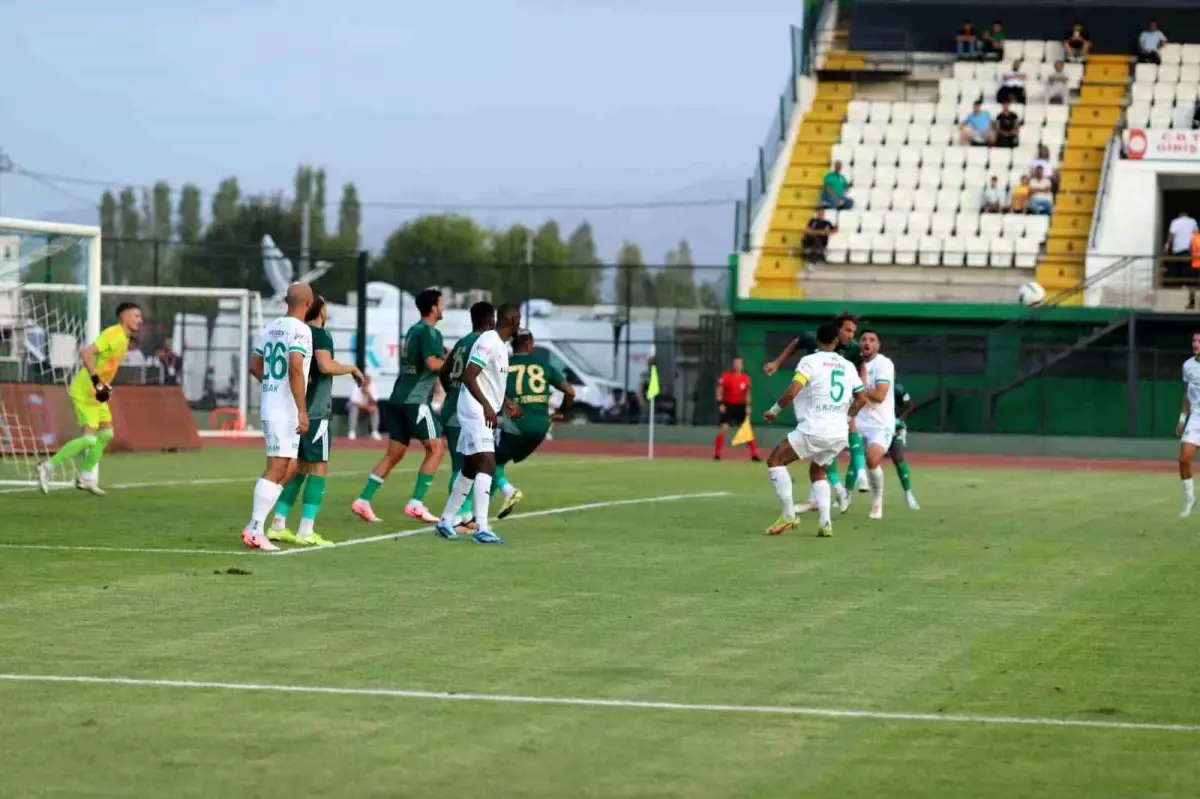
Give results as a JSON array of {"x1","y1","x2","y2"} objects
[
  {"x1": 646, "y1": 364, "x2": 660, "y2": 400},
  {"x1": 731, "y1": 417, "x2": 755, "y2": 447},
  {"x1": 646, "y1": 363, "x2": 660, "y2": 460}
]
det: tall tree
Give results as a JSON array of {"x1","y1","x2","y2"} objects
[
  {"x1": 565, "y1": 221, "x2": 602, "y2": 304},
  {"x1": 655, "y1": 237, "x2": 697, "y2": 308},
  {"x1": 180, "y1": 193, "x2": 299, "y2": 294},
  {"x1": 114, "y1": 187, "x2": 149, "y2": 285},
  {"x1": 336, "y1": 182, "x2": 362, "y2": 251},
  {"x1": 697, "y1": 281, "x2": 722, "y2": 310},
  {"x1": 374, "y1": 214, "x2": 491, "y2": 294},
  {"x1": 211, "y1": 177, "x2": 241, "y2": 227},
  {"x1": 151, "y1": 181, "x2": 172, "y2": 242},
  {"x1": 614, "y1": 241, "x2": 651, "y2": 308},
  {"x1": 177, "y1": 184, "x2": 202, "y2": 244},
  {"x1": 530, "y1": 220, "x2": 591, "y2": 304},
  {"x1": 99, "y1": 191, "x2": 118, "y2": 283},
  {"x1": 312, "y1": 168, "x2": 328, "y2": 245},
  {"x1": 490, "y1": 223, "x2": 534, "y2": 301}
]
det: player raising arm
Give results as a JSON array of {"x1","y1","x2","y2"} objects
[
  {"x1": 434, "y1": 304, "x2": 523, "y2": 544},
  {"x1": 38, "y1": 302, "x2": 143, "y2": 495},
  {"x1": 267, "y1": 295, "x2": 363, "y2": 547},
  {"x1": 1177, "y1": 332, "x2": 1200, "y2": 517},
  {"x1": 492, "y1": 329, "x2": 576, "y2": 519},
  {"x1": 761, "y1": 321, "x2": 866, "y2": 538},
  {"x1": 242, "y1": 283, "x2": 313, "y2": 551}
]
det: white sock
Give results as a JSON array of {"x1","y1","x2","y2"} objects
[
  {"x1": 248, "y1": 479, "x2": 283, "y2": 534},
  {"x1": 298, "y1": 517, "x2": 315, "y2": 537},
  {"x1": 441, "y1": 474, "x2": 475, "y2": 524},
  {"x1": 500, "y1": 481, "x2": 518, "y2": 500},
  {"x1": 768, "y1": 466, "x2": 795, "y2": 518},
  {"x1": 1184, "y1": 478, "x2": 1195, "y2": 502},
  {"x1": 868, "y1": 466, "x2": 885, "y2": 505},
  {"x1": 271, "y1": 514, "x2": 287, "y2": 531},
  {"x1": 812, "y1": 479, "x2": 832, "y2": 526},
  {"x1": 474, "y1": 473, "x2": 494, "y2": 531},
  {"x1": 807, "y1": 485, "x2": 817, "y2": 504}
]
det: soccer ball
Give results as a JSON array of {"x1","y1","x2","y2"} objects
[{"x1": 1017, "y1": 282, "x2": 1046, "y2": 307}]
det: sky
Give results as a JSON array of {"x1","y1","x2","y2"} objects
[{"x1": 1, "y1": 0, "x2": 802, "y2": 266}]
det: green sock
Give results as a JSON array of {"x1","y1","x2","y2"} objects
[
  {"x1": 845, "y1": 433, "x2": 866, "y2": 486},
  {"x1": 48, "y1": 434, "x2": 97, "y2": 468},
  {"x1": 895, "y1": 461, "x2": 912, "y2": 492},
  {"x1": 360, "y1": 473, "x2": 384, "y2": 501},
  {"x1": 826, "y1": 459, "x2": 842, "y2": 488},
  {"x1": 275, "y1": 473, "x2": 306, "y2": 519},
  {"x1": 81, "y1": 427, "x2": 114, "y2": 473},
  {"x1": 301, "y1": 475, "x2": 327, "y2": 522},
  {"x1": 411, "y1": 472, "x2": 434, "y2": 503},
  {"x1": 495, "y1": 465, "x2": 511, "y2": 491}
]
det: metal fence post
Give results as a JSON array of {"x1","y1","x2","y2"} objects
[{"x1": 355, "y1": 251, "x2": 368, "y2": 373}]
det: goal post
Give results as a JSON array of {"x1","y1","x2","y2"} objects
[{"x1": 0, "y1": 216, "x2": 261, "y2": 489}]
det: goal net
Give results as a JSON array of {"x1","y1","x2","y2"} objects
[{"x1": 0, "y1": 217, "x2": 259, "y2": 489}]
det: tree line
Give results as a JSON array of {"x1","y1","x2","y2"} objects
[{"x1": 98, "y1": 164, "x2": 718, "y2": 308}]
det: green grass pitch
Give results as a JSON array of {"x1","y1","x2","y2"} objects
[{"x1": 2, "y1": 447, "x2": 1200, "y2": 797}]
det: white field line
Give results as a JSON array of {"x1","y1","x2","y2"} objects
[
  {"x1": 0, "y1": 544, "x2": 253, "y2": 557},
  {"x1": 0, "y1": 673, "x2": 1194, "y2": 734},
  {"x1": 276, "y1": 491, "x2": 733, "y2": 556}
]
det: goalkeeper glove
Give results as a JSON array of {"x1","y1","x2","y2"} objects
[{"x1": 91, "y1": 374, "x2": 111, "y2": 403}]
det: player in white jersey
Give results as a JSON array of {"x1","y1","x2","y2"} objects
[
  {"x1": 435, "y1": 304, "x2": 523, "y2": 544},
  {"x1": 763, "y1": 322, "x2": 866, "y2": 538},
  {"x1": 242, "y1": 283, "x2": 314, "y2": 550},
  {"x1": 857, "y1": 330, "x2": 911, "y2": 518},
  {"x1": 1176, "y1": 332, "x2": 1200, "y2": 517}
]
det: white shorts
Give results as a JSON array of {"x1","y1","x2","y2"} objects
[
  {"x1": 859, "y1": 425, "x2": 894, "y2": 453},
  {"x1": 262, "y1": 417, "x2": 300, "y2": 459},
  {"x1": 786, "y1": 429, "x2": 846, "y2": 467},
  {"x1": 1182, "y1": 422, "x2": 1200, "y2": 447},
  {"x1": 457, "y1": 417, "x2": 499, "y2": 456}
]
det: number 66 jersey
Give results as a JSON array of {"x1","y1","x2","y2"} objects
[{"x1": 254, "y1": 316, "x2": 313, "y2": 427}]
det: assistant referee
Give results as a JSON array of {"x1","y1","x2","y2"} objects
[{"x1": 714, "y1": 356, "x2": 761, "y2": 462}]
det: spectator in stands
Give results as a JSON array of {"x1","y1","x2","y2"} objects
[
  {"x1": 348, "y1": 374, "x2": 382, "y2": 441},
  {"x1": 1137, "y1": 21, "x2": 1167, "y2": 65},
  {"x1": 154, "y1": 337, "x2": 181, "y2": 386},
  {"x1": 995, "y1": 101, "x2": 1021, "y2": 148},
  {"x1": 996, "y1": 60, "x2": 1027, "y2": 104},
  {"x1": 982, "y1": 21, "x2": 1007, "y2": 61},
  {"x1": 1030, "y1": 144, "x2": 1059, "y2": 191},
  {"x1": 1165, "y1": 209, "x2": 1199, "y2": 289},
  {"x1": 981, "y1": 177, "x2": 1006, "y2": 213},
  {"x1": 959, "y1": 101, "x2": 995, "y2": 146},
  {"x1": 1046, "y1": 60, "x2": 1070, "y2": 105},
  {"x1": 820, "y1": 161, "x2": 853, "y2": 210},
  {"x1": 1010, "y1": 176, "x2": 1031, "y2": 213},
  {"x1": 955, "y1": 19, "x2": 981, "y2": 60},
  {"x1": 1029, "y1": 167, "x2": 1054, "y2": 215},
  {"x1": 1064, "y1": 22, "x2": 1091, "y2": 63},
  {"x1": 802, "y1": 208, "x2": 836, "y2": 262}
]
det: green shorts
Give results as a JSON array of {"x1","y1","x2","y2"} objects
[
  {"x1": 298, "y1": 418, "x2": 333, "y2": 463},
  {"x1": 386, "y1": 401, "x2": 442, "y2": 444},
  {"x1": 496, "y1": 429, "x2": 546, "y2": 466}
]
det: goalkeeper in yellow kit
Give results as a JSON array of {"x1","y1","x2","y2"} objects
[{"x1": 37, "y1": 302, "x2": 143, "y2": 495}]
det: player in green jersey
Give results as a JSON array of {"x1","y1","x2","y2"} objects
[
  {"x1": 353, "y1": 288, "x2": 446, "y2": 524},
  {"x1": 437, "y1": 301, "x2": 496, "y2": 531},
  {"x1": 268, "y1": 295, "x2": 363, "y2": 546},
  {"x1": 888, "y1": 381, "x2": 920, "y2": 510},
  {"x1": 492, "y1": 329, "x2": 576, "y2": 519},
  {"x1": 764, "y1": 311, "x2": 864, "y2": 512}
]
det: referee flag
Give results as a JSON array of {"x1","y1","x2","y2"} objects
[{"x1": 731, "y1": 417, "x2": 755, "y2": 447}]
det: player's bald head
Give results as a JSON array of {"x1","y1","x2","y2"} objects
[{"x1": 286, "y1": 283, "x2": 313, "y2": 310}]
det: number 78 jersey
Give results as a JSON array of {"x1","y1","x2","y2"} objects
[
  {"x1": 254, "y1": 316, "x2": 313, "y2": 421},
  {"x1": 793, "y1": 351, "x2": 863, "y2": 438}
]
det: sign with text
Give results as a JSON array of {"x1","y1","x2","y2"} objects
[{"x1": 1126, "y1": 128, "x2": 1200, "y2": 161}]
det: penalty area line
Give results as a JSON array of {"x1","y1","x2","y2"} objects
[
  {"x1": 0, "y1": 673, "x2": 1195, "y2": 733},
  {"x1": 276, "y1": 491, "x2": 734, "y2": 556}
]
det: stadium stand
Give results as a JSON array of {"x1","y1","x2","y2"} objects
[{"x1": 750, "y1": 5, "x2": 1132, "y2": 306}]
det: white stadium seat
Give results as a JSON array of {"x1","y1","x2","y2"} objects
[
  {"x1": 1023, "y1": 104, "x2": 1047, "y2": 126},
  {"x1": 1151, "y1": 107, "x2": 1174, "y2": 129},
  {"x1": 846, "y1": 100, "x2": 871, "y2": 123},
  {"x1": 943, "y1": 148, "x2": 967, "y2": 168},
  {"x1": 848, "y1": 233, "x2": 871, "y2": 264},
  {"x1": 1006, "y1": 40, "x2": 1026, "y2": 62},
  {"x1": 914, "y1": 188, "x2": 938, "y2": 212},
  {"x1": 894, "y1": 234, "x2": 918, "y2": 265},
  {"x1": 918, "y1": 235, "x2": 942, "y2": 266},
  {"x1": 955, "y1": 213, "x2": 979, "y2": 237},
  {"x1": 825, "y1": 232, "x2": 848, "y2": 264},
  {"x1": 965, "y1": 147, "x2": 989, "y2": 170},
  {"x1": 953, "y1": 62, "x2": 975, "y2": 81},
  {"x1": 1044, "y1": 41, "x2": 1064, "y2": 63},
  {"x1": 1046, "y1": 105, "x2": 1069, "y2": 126},
  {"x1": 870, "y1": 233, "x2": 894, "y2": 264},
  {"x1": 898, "y1": 148, "x2": 922, "y2": 168},
  {"x1": 892, "y1": 188, "x2": 916, "y2": 211},
  {"x1": 840, "y1": 123, "x2": 865, "y2": 145},
  {"x1": 873, "y1": 167, "x2": 897, "y2": 190},
  {"x1": 1131, "y1": 82, "x2": 1154, "y2": 104},
  {"x1": 1183, "y1": 66, "x2": 1200, "y2": 85},
  {"x1": 988, "y1": 148, "x2": 1013, "y2": 172},
  {"x1": 861, "y1": 125, "x2": 885, "y2": 146},
  {"x1": 896, "y1": 166, "x2": 920, "y2": 189},
  {"x1": 990, "y1": 237, "x2": 1014, "y2": 268},
  {"x1": 859, "y1": 211, "x2": 884, "y2": 235},
  {"x1": 935, "y1": 190, "x2": 960, "y2": 214},
  {"x1": 938, "y1": 79, "x2": 959, "y2": 102},
  {"x1": 1027, "y1": 216, "x2": 1049, "y2": 242},
  {"x1": 1014, "y1": 238, "x2": 1040, "y2": 268},
  {"x1": 1134, "y1": 64, "x2": 1158, "y2": 84},
  {"x1": 868, "y1": 187, "x2": 893, "y2": 211},
  {"x1": 907, "y1": 125, "x2": 932, "y2": 146},
  {"x1": 1155, "y1": 83, "x2": 1178, "y2": 104},
  {"x1": 918, "y1": 165, "x2": 942, "y2": 188},
  {"x1": 890, "y1": 103, "x2": 914, "y2": 124},
  {"x1": 1184, "y1": 45, "x2": 1200, "y2": 66},
  {"x1": 965, "y1": 236, "x2": 990, "y2": 267},
  {"x1": 963, "y1": 171, "x2": 988, "y2": 191},
  {"x1": 931, "y1": 214, "x2": 956, "y2": 237},
  {"x1": 911, "y1": 103, "x2": 936, "y2": 126},
  {"x1": 830, "y1": 143, "x2": 853, "y2": 166},
  {"x1": 927, "y1": 126, "x2": 954, "y2": 147},
  {"x1": 1024, "y1": 40, "x2": 1045, "y2": 64},
  {"x1": 1127, "y1": 102, "x2": 1151, "y2": 129},
  {"x1": 920, "y1": 146, "x2": 944, "y2": 167},
  {"x1": 1173, "y1": 105, "x2": 1194, "y2": 129},
  {"x1": 885, "y1": 123, "x2": 909, "y2": 145},
  {"x1": 852, "y1": 144, "x2": 877, "y2": 166},
  {"x1": 979, "y1": 214, "x2": 1004, "y2": 238},
  {"x1": 908, "y1": 211, "x2": 931, "y2": 236},
  {"x1": 1160, "y1": 66, "x2": 1181, "y2": 85},
  {"x1": 942, "y1": 236, "x2": 966, "y2": 267},
  {"x1": 1002, "y1": 215, "x2": 1028, "y2": 239},
  {"x1": 940, "y1": 167, "x2": 965, "y2": 191},
  {"x1": 837, "y1": 210, "x2": 861, "y2": 233},
  {"x1": 876, "y1": 146, "x2": 900, "y2": 167},
  {"x1": 1161, "y1": 43, "x2": 1183, "y2": 66},
  {"x1": 935, "y1": 101, "x2": 958, "y2": 125},
  {"x1": 869, "y1": 101, "x2": 892, "y2": 123},
  {"x1": 884, "y1": 211, "x2": 908, "y2": 234},
  {"x1": 959, "y1": 188, "x2": 980, "y2": 213}
]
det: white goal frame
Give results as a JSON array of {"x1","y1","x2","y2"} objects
[{"x1": 0, "y1": 216, "x2": 262, "y2": 489}]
